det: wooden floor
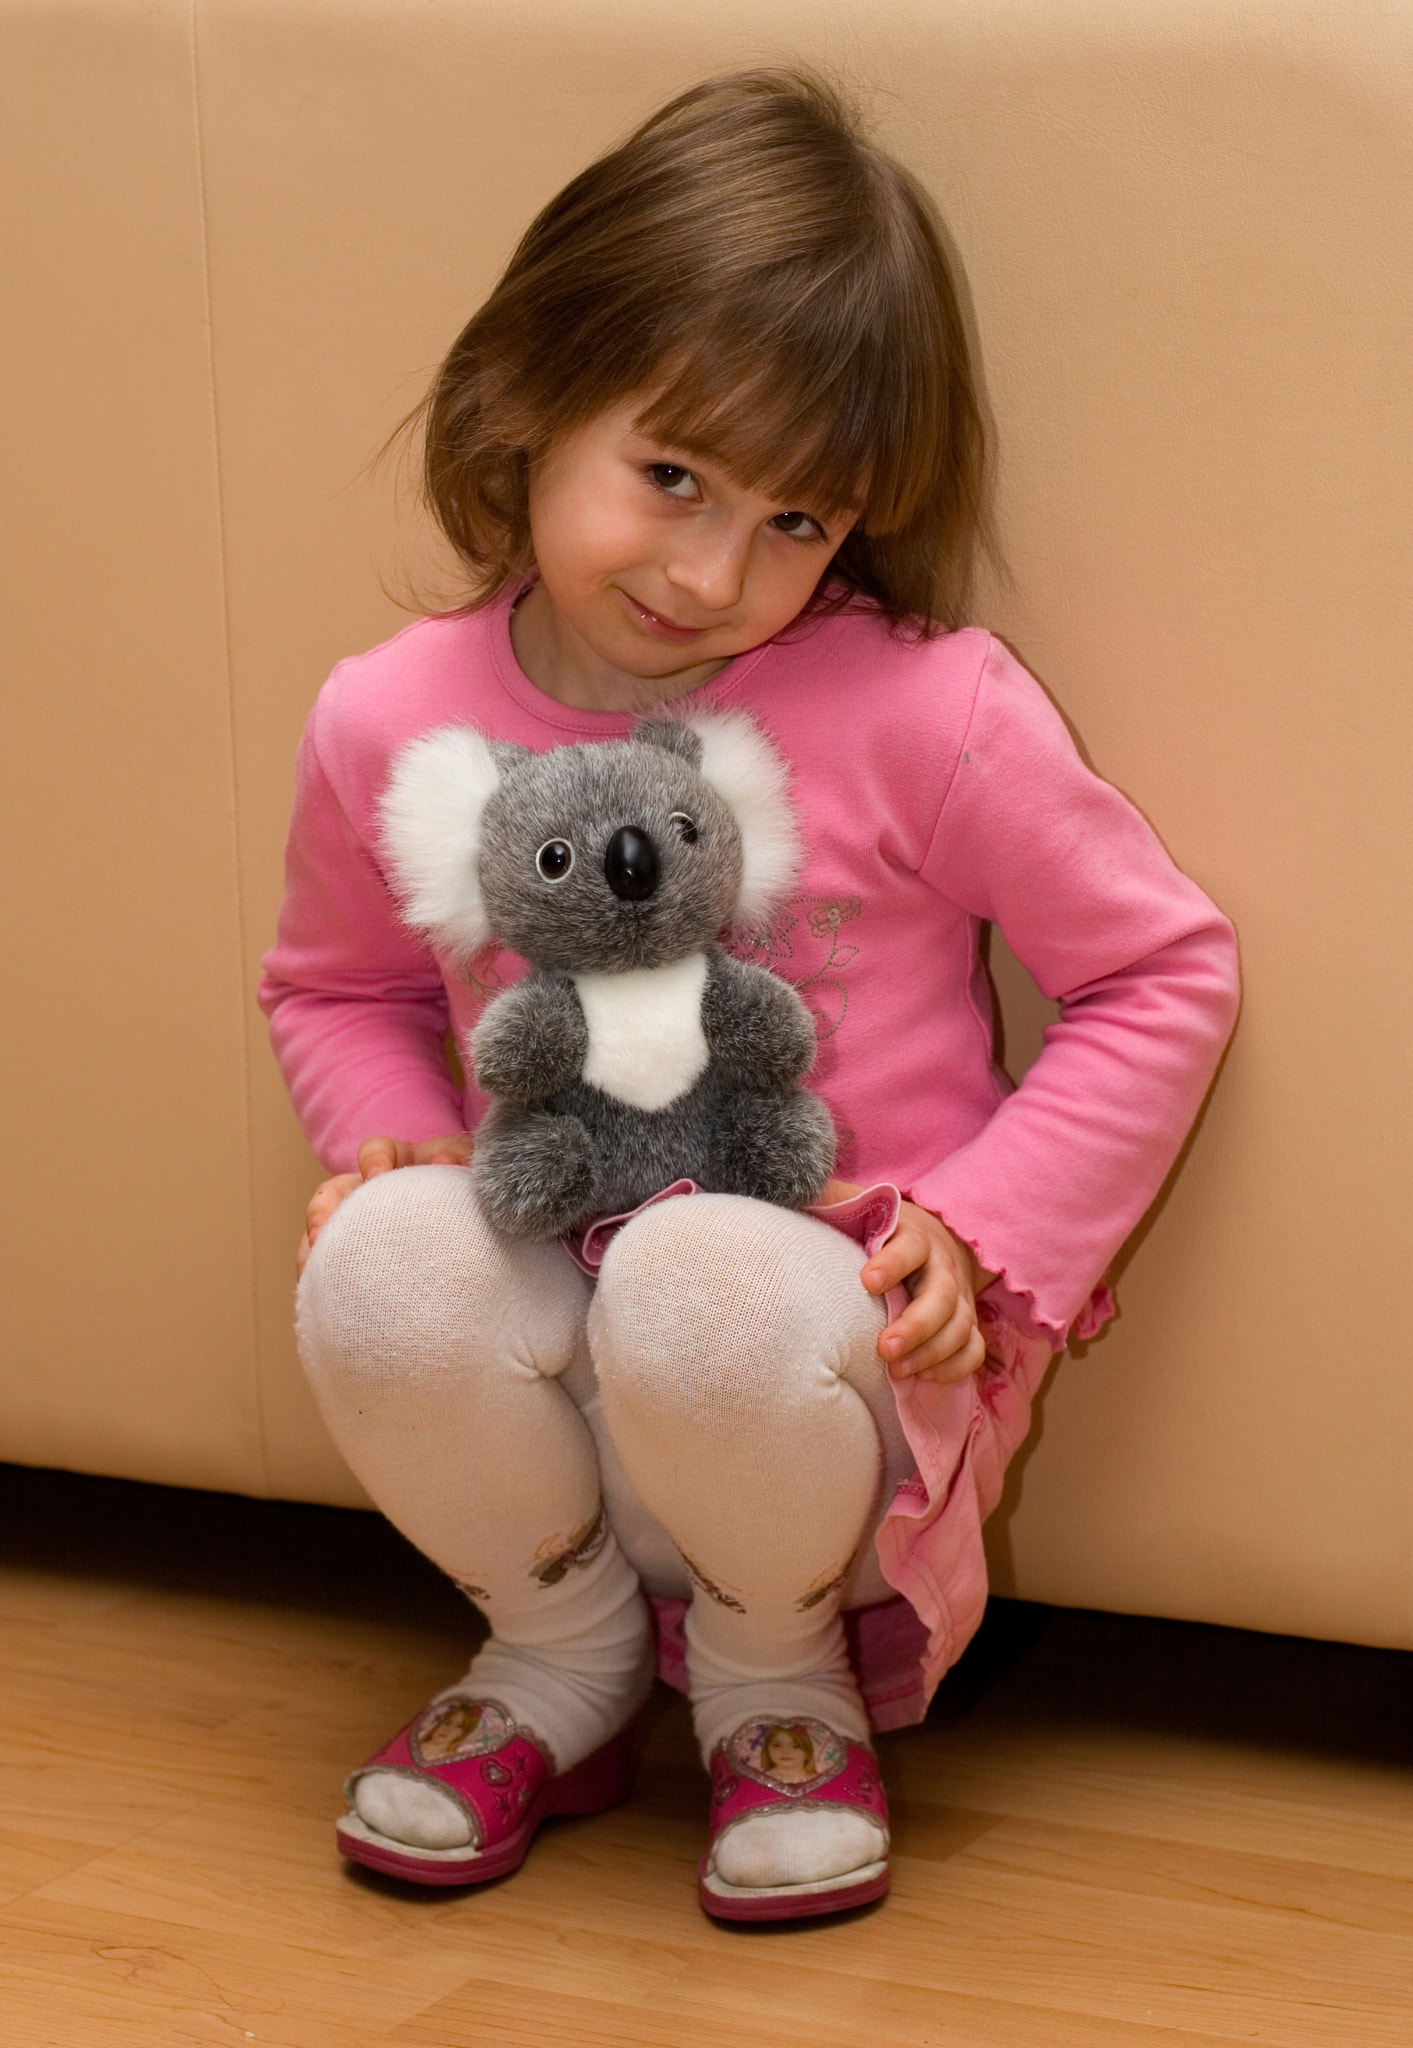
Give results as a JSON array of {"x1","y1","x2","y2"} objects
[{"x1": 2, "y1": 1466, "x2": 1410, "y2": 2048}]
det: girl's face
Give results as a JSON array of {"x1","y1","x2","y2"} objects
[
  {"x1": 765, "y1": 1730, "x2": 810, "y2": 1775},
  {"x1": 511, "y1": 396, "x2": 856, "y2": 713},
  {"x1": 430, "y1": 1703, "x2": 477, "y2": 1743}
]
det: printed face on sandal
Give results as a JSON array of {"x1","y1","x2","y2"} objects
[
  {"x1": 727, "y1": 1717, "x2": 848, "y2": 1793},
  {"x1": 412, "y1": 1697, "x2": 514, "y2": 1764}
]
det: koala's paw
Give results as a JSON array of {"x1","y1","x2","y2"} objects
[
  {"x1": 707, "y1": 1087, "x2": 836, "y2": 1208},
  {"x1": 703, "y1": 956, "x2": 818, "y2": 1086},
  {"x1": 470, "y1": 976, "x2": 588, "y2": 1103},
  {"x1": 472, "y1": 1111, "x2": 601, "y2": 1238}
]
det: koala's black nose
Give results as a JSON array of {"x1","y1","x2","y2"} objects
[{"x1": 604, "y1": 826, "x2": 660, "y2": 901}]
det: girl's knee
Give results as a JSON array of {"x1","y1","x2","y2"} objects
[
  {"x1": 305, "y1": 1163, "x2": 474, "y2": 1274},
  {"x1": 297, "y1": 1164, "x2": 585, "y2": 1392},
  {"x1": 590, "y1": 1194, "x2": 884, "y2": 1411},
  {"x1": 300, "y1": 1166, "x2": 472, "y2": 1328}
]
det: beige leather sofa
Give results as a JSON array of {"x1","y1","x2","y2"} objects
[{"x1": 4, "y1": 1, "x2": 1409, "y2": 1653}]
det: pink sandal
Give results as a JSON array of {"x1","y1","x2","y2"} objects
[
  {"x1": 698, "y1": 1717, "x2": 891, "y2": 1922},
  {"x1": 335, "y1": 1694, "x2": 634, "y2": 1887}
]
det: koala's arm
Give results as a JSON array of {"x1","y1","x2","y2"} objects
[
  {"x1": 701, "y1": 951, "x2": 817, "y2": 1088},
  {"x1": 469, "y1": 972, "x2": 588, "y2": 1104}
]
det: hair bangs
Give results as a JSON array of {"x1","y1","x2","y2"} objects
[{"x1": 635, "y1": 318, "x2": 938, "y2": 536}]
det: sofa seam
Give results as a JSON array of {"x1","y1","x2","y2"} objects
[{"x1": 189, "y1": 0, "x2": 270, "y2": 1494}]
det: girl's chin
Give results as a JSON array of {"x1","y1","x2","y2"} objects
[{"x1": 596, "y1": 625, "x2": 735, "y2": 683}]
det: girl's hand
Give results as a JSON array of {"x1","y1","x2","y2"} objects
[
  {"x1": 296, "y1": 1133, "x2": 473, "y2": 1277},
  {"x1": 821, "y1": 1178, "x2": 997, "y2": 1386}
]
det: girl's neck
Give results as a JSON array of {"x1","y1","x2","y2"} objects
[{"x1": 509, "y1": 582, "x2": 732, "y2": 715}]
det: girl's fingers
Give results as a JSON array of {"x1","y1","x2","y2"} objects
[
  {"x1": 307, "y1": 1172, "x2": 360, "y2": 1224},
  {"x1": 862, "y1": 1202, "x2": 985, "y2": 1375},
  {"x1": 357, "y1": 1132, "x2": 473, "y2": 1177},
  {"x1": 422, "y1": 1133, "x2": 475, "y2": 1166},
  {"x1": 876, "y1": 1258, "x2": 961, "y2": 1349},
  {"x1": 881, "y1": 1288, "x2": 972, "y2": 1365},
  {"x1": 891, "y1": 1320, "x2": 988, "y2": 1383},
  {"x1": 357, "y1": 1135, "x2": 402, "y2": 1179},
  {"x1": 891, "y1": 1290, "x2": 973, "y2": 1359},
  {"x1": 861, "y1": 1226, "x2": 931, "y2": 1293},
  {"x1": 301, "y1": 1173, "x2": 362, "y2": 1271},
  {"x1": 879, "y1": 1297, "x2": 936, "y2": 1359},
  {"x1": 901, "y1": 1318, "x2": 978, "y2": 1384}
]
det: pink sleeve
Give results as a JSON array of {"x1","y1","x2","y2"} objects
[
  {"x1": 257, "y1": 718, "x2": 465, "y2": 1174},
  {"x1": 908, "y1": 639, "x2": 1240, "y2": 1342}
]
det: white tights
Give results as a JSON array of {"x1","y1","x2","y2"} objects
[{"x1": 296, "y1": 1166, "x2": 912, "y2": 1870}]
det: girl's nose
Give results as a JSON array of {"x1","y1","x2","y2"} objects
[{"x1": 665, "y1": 521, "x2": 751, "y2": 612}]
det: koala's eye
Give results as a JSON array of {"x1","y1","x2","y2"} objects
[
  {"x1": 535, "y1": 839, "x2": 575, "y2": 882},
  {"x1": 669, "y1": 812, "x2": 699, "y2": 845}
]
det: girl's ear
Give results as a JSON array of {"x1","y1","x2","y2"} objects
[
  {"x1": 686, "y1": 711, "x2": 802, "y2": 928},
  {"x1": 379, "y1": 726, "x2": 501, "y2": 957}
]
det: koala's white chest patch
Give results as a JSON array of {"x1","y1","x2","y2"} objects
[{"x1": 573, "y1": 952, "x2": 710, "y2": 1112}]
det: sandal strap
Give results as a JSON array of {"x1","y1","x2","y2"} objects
[
  {"x1": 707, "y1": 1717, "x2": 889, "y2": 1840},
  {"x1": 345, "y1": 1694, "x2": 554, "y2": 1850}
]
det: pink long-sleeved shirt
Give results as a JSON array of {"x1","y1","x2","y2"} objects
[{"x1": 259, "y1": 588, "x2": 1238, "y2": 1346}]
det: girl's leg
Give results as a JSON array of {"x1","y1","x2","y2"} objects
[
  {"x1": 587, "y1": 1193, "x2": 907, "y2": 1888},
  {"x1": 296, "y1": 1166, "x2": 654, "y2": 1846}
]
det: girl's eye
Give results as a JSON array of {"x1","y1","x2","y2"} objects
[
  {"x1": 769, "y1": 510, "x2": 825, "y2": 541},
  {"x1": 669, "y1": 812, "x2": 699, "y2": 845},
  {"x1": 535, "y1": 839, "x2": 575, "y2": 881},
  {"x1": 646, "y1": 463, "x2": 699, "y2": 501}
]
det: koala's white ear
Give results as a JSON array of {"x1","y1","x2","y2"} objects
[
  {"x1": 379, "y1": 726, "x2": 501, "y2": 956},
  {"x1": 686, "y1": 711, "x2": 802, "y2": 928}
]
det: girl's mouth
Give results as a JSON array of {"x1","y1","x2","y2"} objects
[{"x1": 620, "y1": 592, "x2": 711, "y2": 644}]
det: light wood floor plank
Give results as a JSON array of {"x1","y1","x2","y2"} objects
[
  {"x1": 2, "y1": 1464, "x2": 1409, "y2": 2048},
  {"x1": 898, "y1": 1804, "x2": 1413, "y2": 1933},
  {"x1": 920, "y1": 1735, "x2": 1413, "y2": 1877},
  {"x1": 0, "y1": 1906, "x2": 470, "y2": 2048}
]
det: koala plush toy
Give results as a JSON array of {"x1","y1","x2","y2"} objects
[{"x1": 380, "y1": 712, "x2": 836, "y2": 1239}]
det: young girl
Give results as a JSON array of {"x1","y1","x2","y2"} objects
[{"x1": 262, "y1": 70, "x2": 1239, "y2": 1922}]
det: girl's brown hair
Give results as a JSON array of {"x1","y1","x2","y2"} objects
[{"x1": 415, "y1": 69, "x2": 987, "y2": 633}]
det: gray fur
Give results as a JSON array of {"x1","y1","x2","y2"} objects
[
  {"x1": 476, "y1": 738, "x2": 741, "y2": 973},
  {"x1": 633, "y1": 719, "x2": 704, "y2": 766},
  {"x1": 469, "y1": 970, "x2": 588, "y2": 1103},
  {"x1": 701, "y1": 951, "x2": 817, "y2": 1087},
  {"x1": 706, "y1": 1084, "x2": 837, "y2": 1209},
  {"x1": 389, "y1": 719, "x2": 835, "y2": 1236},
  {"x1": 472, "y1": 1102, "x2": 601, "y2": 1237}
]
